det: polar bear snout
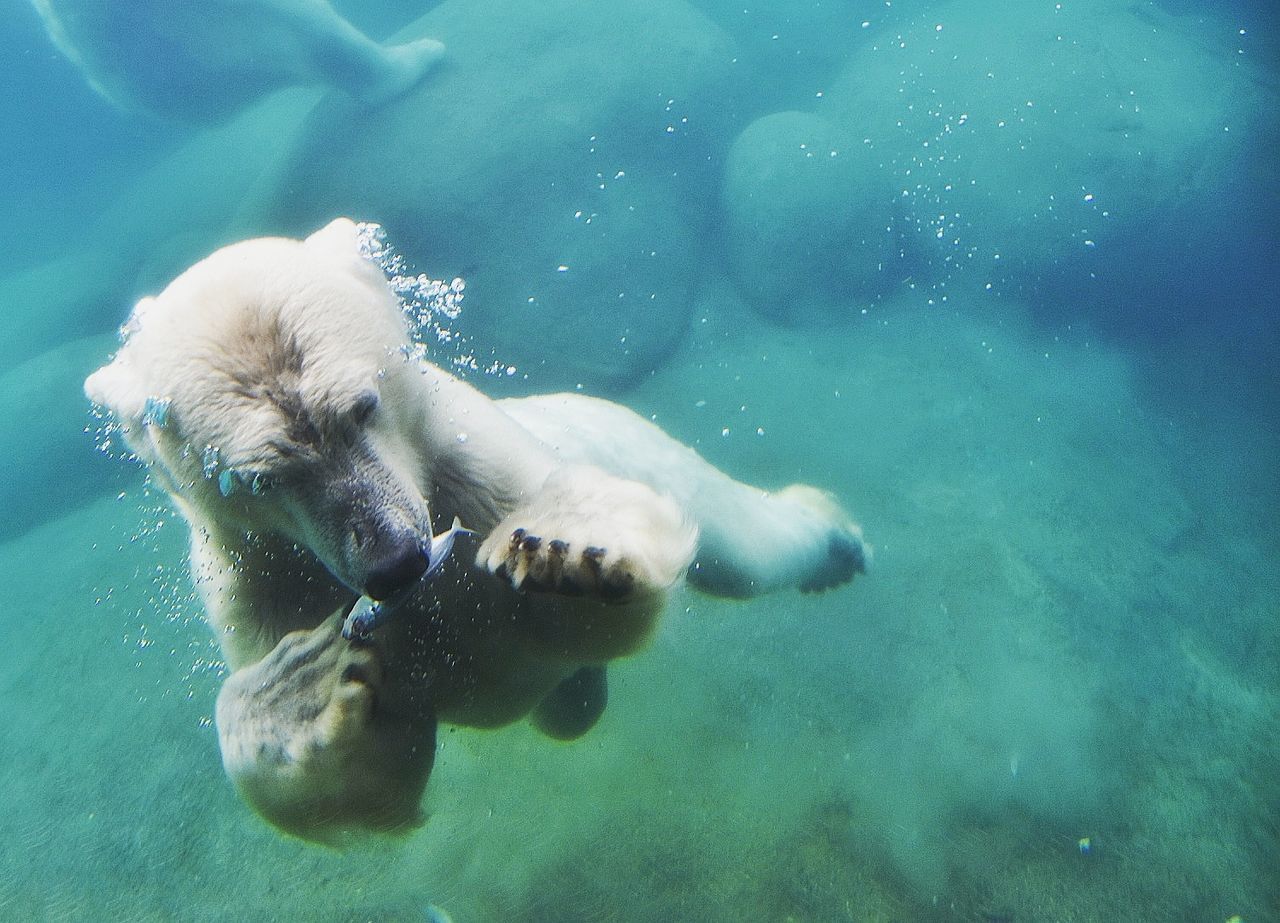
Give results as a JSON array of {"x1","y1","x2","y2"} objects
[
  {"x1": 337, "y1": 486, "x2": 434, "y2": 599},
  {"x1": 286, "y1": 449, "x2": 436, "y2": 600},
  {"x1": 360, "y1": 527, "x2": 428, "y2": 600}
]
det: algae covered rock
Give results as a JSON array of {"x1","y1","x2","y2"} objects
[
  {"x1": 721, "y1": 110, "x2": 896, "y2": 320},
  {"x1": 0, "y1": 333, "x2": 126, "y2": 540},
  {"x1": 262, "y1": 0, "x2": 739, "y2": 391},
  {"x1": 822, "y1": 0, "x2": 1269, "y2": 306}
]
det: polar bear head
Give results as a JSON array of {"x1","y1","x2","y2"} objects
[{"x1": 86, "y1": 219, "x2": 435, "y2": 600}]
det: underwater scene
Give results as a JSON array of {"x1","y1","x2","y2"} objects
[{"x1": 1, "y1": 0, "x2": 1276, "y2": 920}]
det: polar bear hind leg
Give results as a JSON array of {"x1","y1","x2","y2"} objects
[{"x1": 530, "y1": 666, "x2": 609, "y2": 741}]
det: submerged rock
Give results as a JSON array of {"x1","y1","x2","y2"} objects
[
  {"x1": 721, "y1": 110, "x2": 896, "y2": 321},
  {"x1": 821, "y1": 0, "x2": 1272, "y2": 314},
  {"x1": 0, "y1": 89, "x2": 320, "y2": 368},
  {"x1": 0, "y1": 332, "x2": 128, "y2": 540},
  {"x1": 256, "y1": 0, "x2": 740, "y2": 391}
]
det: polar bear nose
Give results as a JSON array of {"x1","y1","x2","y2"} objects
[{"x1": 363, "y1": 533, "x2": 428, "y2": 600}]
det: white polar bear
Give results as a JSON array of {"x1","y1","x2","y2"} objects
[
  {"x1": 31, "y1": 0, "x2": 444, "y2": 121},
  {"x1": 85, "y1": 219, "x2": 868, "y2": 842}
]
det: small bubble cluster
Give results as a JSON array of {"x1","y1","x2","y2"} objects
[{"x1": 357, "y1": 222, "x2": 512, "y2": 378}]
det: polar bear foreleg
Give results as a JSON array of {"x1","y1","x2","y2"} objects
[
  {"x1": 214, "y1": 610, "x2": 436, "y2": 842},
  {"x1": 499, "y1": 394, "x2": 870, "y2": 599}
]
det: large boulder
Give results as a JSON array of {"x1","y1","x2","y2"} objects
[
  {"x1": 821, "y1": 0, "x2": 1272, "y2": 313},
  {"x1": 0, "y1": 251, "x2": 132, "y2": 366},
  {"x1": 0, "y1": 332, "x2": 128, "y2": 541},
  {"x1": 692, "y1": 0, "x2": 931, "y2": 113},
  {"x1": 720, "y1": 111, "x2": 896, "y2": 321},
  {"x1": 256, "y1": 0, "x2": 739, "y2": 391},
  {"x1": 0, "y1": 89, "x2": 320, "y2": 368}
]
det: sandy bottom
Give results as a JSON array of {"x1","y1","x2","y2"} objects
[{"x1": 0, "y1": 281, "x2": 1274, "y2": 921}]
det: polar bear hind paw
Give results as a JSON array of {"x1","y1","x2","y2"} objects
[
  {"x1": 530, "y1": 665, "x2": 609, "y2": 740},
  {"x1": 799, "y1": 527, "x2": 870, "y2": 593}
]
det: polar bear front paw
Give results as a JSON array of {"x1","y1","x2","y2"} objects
[
  {"x1": 215, "y1": 611, "x2": 435, "y2": 842},
  {"x1": 477, "y1": 466, "x2": 697, "y2": 607},
  {"x1": 483, "y1": 527, "x2": 639, "y2": 601}
]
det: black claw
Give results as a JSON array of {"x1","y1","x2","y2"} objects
[
  {"x1": 549, "y1": 539, "x2": 569, "y2": 555},
  {"x1": 521, "y1": 534, "x2": 542, "y2": 553},
  {"x1": 509, "y1": 527, "x2": 526, "y2": 550},
  {"x1": 581, "y1": 547, "x2": 606, "y2": 578}
]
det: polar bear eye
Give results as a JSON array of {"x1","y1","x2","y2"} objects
[{"x1": 351, "y1": 391, "x2": 380, "y2": 426}]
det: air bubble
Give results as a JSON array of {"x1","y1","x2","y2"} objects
[{"x1": 355, "y1": 222, "x2": 514, "y2": 381}]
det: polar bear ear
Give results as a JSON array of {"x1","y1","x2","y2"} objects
[
  {"x1": 305, "y1": 218, "x2": 365, "y2": 258},
  {"x1": 125, "y1": 295, "x2": 159, "y2": 333},
  {"x1": 304, "y1": 217, "x2": 390, "y2": 284},
  {"x1": 85, "y1": 353, "x2": 149, "y2": 423}
]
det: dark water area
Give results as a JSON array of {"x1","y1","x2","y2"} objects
[{"x1": 0, "y1": 0, "x2": 1276, "y2": 919}]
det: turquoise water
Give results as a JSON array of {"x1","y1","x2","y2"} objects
[{"x1": 1, "y1": 0, "x2": 1276, "y2": 919}]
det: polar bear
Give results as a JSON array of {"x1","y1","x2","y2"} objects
[
  {"x1": 85, "y1": 219, "x2": 868, "y2": 842},
  {"x1": 31, "y1": 0, "x2": 444, "y2": 121}
]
